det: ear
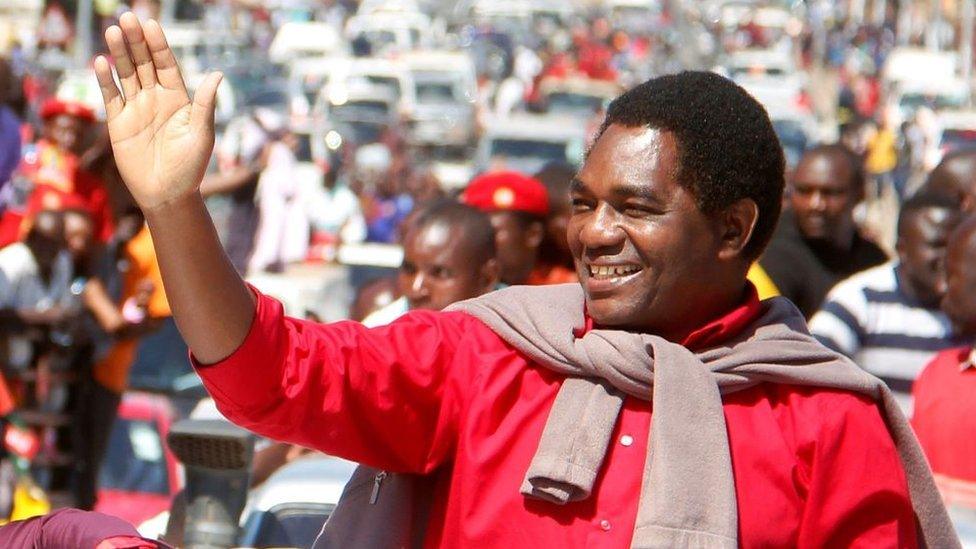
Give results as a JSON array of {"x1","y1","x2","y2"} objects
[
  {"x1": 480, "y1": 258, "x2": 500, "y2": 291},
  {"x1": 717, "y1": 198, "x2": 759, "y2": 261},
  {"x1": 527, "y1": 221, "x2": 545, "y2": 249}
]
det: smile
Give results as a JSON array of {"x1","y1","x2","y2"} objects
[{"x1": 587, "y1": 264, "x2": 642, "y2": 280}]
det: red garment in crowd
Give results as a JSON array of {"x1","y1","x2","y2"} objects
[
  {"x1": 524, "y1": 262, "x2": 578, "y2": 285},
  {"x1": 0, "y1": 139, "x2": 114, "y2": 246},
  {"x1": 576, "y1": 41, "x2": 618, "y2": 81},
  {"x1": 196, "y1": 286, "x2": 918, "y2": 548},
  {"x1": 912, "y1": 346, "x2": 976, "y2": 509}
]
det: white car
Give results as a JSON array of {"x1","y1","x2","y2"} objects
[
  {"x1": 269, "y1": 22, "x2": 347, "y2": 63},
  {"x1": 345, "y1": 9, "x2": 434, "y2": 54},
  {"x1": 476, "y1": 114, "x2": 587, "y2": 174},
  {"x1": 401, "y1": 51, "x2": 478, "y2": 149},
  {"x1": 237, "y1": 455, "x2": 357, "y2": 548}
]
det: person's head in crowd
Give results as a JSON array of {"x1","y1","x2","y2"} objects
[
  {"x1": 113, "y1": 207, "x2": 146, "y2": 245},
  {"x1": 790, "y1": 143, "x2": 865, "y2": 248},
  {"x1": 349, "y1": 276, "x2": 399, "y2": 323},
  {"x1": 895, "y1": 191, "x2": 962, "y2": 309},
  {"x1": 942, "y1": 214, "x2": 976, "y2": 338},
  {"x1": 25, "y1": 210, "x2": 66, "y2": 278},
  {"x1": 354, "y1": 143, "x2": 394, "y2": 196},
  {"x1": 573, "y1": 71, "x2": 783, "y2": 339},
  {"x1": 534, "y1": 161, "x2": 576, "y2": 268},
  {"x1": 40, "y1": 98, "x2": 95, "y2": 156},
  {"x1": 398, "y1": 200, "x2": 498, "y2": 312},
  {"x1": 462, "y1": 170, "x2": 548, "y2": 286},
  {"x1": 63, "y1": 208, "x2": 94, "y2": 262},
  {"x1": 404, "y1": 166, "x2": 445, "y2": 205},
  {"x1": 924, "y1": 147, "x2": 976, "y2": 212}
]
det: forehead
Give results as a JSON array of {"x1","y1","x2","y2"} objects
[
  {"x1": 793, "y1": 152, "x2": 853, "y2": 190},
  {"x1": 578, "y1": 124, "x2": 678, "y2": 197},
  {"x1": 404, "y1": 222, "x2": 468, "y2": 264}
]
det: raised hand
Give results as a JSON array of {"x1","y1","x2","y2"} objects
[{"x1": 94, "y1": 13, "x2": 222, "y2": 211}]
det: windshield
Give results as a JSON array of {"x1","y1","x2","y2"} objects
[
  {"x1": 332, "y1": 100, "x2": 391, "y2": 119},
  {"x1": 546, "y1": 92, "x2": 604, "y2": 114},
  {"x1": 99, "y1": 417, "x2": 169, "y2": 495},
  {"x1": 490, "y1": 138, "x2": 567, "y2": 161},
  {"x1": 900, "y1": 93, "x2": 966, "y2": 111}
]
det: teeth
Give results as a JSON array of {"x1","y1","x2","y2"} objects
[{"x1": 588, "y1": 265, "x2": 640, "y2": 278}]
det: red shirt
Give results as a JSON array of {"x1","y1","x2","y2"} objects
[
  {"x1": 912, "y1": 346, "x2": 976, "y2": 508},
  {"x1": 195, "y1": 287, "x2": 917, "y2": 548}
]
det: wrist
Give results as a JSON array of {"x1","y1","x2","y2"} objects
[{"x1": 143, "y1": 192, "x2": 206, "y2": 223}]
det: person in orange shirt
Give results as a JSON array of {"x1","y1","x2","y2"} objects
[{"x1": 74, "y1": 208, "x2": 169, "y2": 509}]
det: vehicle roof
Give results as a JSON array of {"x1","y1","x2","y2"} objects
[
  {"x1": 244, "y1": 455, "x2": 358, "y2": 513},
  {"x1": 938, "y1": 110, "x2": 976, "y2": 130},
  {"x1": 400, "y1": 50, "x2": 476, "y2": 71},
  {"x1": 484, "y1": 114, "x2": 587, "y2": 139},
  {"x1": 538, "y1": 77, "x2": 622, "y2": 97},
  {"x1": 727, "y1": 48, "x2": 793, "y2": 70}
]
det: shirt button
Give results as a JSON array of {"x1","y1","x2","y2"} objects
[
  {"x1": 600, "y1": 519, "x2": 612, "y2": 531},
  {"x1": 620, "y1": 435, "x2": 634, "y2": 447}
]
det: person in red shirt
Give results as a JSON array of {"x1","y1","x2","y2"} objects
[
  {"x1": 0, "y1": 98, "x2": 114, "y2": 246},
  {"x1": 912, "y1": 214, "x2": 976, "y2": 509},
  {"x1": 95, "y1": 15, "x2": 951, "y2": 548}
]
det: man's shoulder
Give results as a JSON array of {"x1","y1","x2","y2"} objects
[{"x1": 730, "y1": 382, "x2": 883, "y2": 434}]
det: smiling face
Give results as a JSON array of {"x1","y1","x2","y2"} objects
[{"x1": 568, "y1": 124, "x2": 735, "y2": 338}]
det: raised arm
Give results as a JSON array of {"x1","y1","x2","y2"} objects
[{"x1": 94, "y1": 13, "x2": 254, "y2": 363}]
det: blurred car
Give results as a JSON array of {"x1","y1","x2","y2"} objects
[
  {"x1": 320, "y1": 56, "x2": 417, "y2": 116},
  {"x1": 95, "y1": 391, "x2": 181, "y2": 527},
  {"x1": 401, "y1": 51, "x2": 478, "y2": 150},
  {"x1": 237, "y1": 455, "x2": 357, "y2": 549},
  {"x1": 890, "y1": 79, "x2": 969, "y2": 119},
  {"x1": 315, "y1": 81, "x2": 399, "y2": 147},
  {"x1": 476, "y1": 114, "x2": 586, "y2": 174},
  {"x1": 937, "y1": 110, "x2": 976, "y2": 159},
  {"x1": 535, "y1": 77, "x2": 622, "y2": 120},
  {"x1": 345, "y1": 8, "x2": 433, "y2": 54},
  {"x1": 270, "y1": 22, "x2": 346, "y2": 63}
]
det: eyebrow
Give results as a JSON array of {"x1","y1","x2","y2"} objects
[{"x1": 570, "y1": 177, "x2": 665, "y2": 203}]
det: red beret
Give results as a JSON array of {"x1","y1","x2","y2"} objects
[
  {"x1": 40, "y1": 98, "x2": 96, "y2": 123},
  {"x1": 462, "y1": 170, "x2": 549, "y2": 217}
]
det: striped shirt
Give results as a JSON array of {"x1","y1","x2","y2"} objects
[{"x1": 809, "y1": 261, "x2": 962, "y2": 412}]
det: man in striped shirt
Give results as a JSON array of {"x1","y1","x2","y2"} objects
[{"x1": 809, "y1": 191, "x2": 964, "y2": 411}]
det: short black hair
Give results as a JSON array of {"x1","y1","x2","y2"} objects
[
  {"x1": 410, "y1": 199, "x2": 496, "y2": 264},
  {"x1": 596, "y1": 71, "x2": 785, "y2": 259},
  {"x1": 798, "y1": 143, "x2": 866, "y2": 194},
  {"x1": 897, "y1": 189, "x2": 961, "y2": 236}
]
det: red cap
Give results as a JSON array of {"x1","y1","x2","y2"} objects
[
  {"x1": 40, "y1": 98, "x2": 96, "y2": 122},
  {"x1": 461, "y1": 170, "x2": 549, "y2": 217}
]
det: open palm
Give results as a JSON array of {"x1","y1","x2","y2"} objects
[{"x1": 95, "y1": 13, "x2": 222, "y2": 211}]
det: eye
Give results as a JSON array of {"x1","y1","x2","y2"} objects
[
  {"x1": 400, "y1": 262, "x2": 417, "y2": 275},
  {"x1": 571, "y1": 197, "x2": 594, "y2": 211}
]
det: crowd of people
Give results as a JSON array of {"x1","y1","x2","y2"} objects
[{"x1": 0, "y1": 0, "x2": 974, "y2": 546}]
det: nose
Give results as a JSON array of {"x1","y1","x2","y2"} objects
[
  {"x1": 408, "y1": 272, "x2": 429, "y2": 298},
  {"x1": 808, "y1": 190, "x2": 827, "y2": 211},
  {"x1": 578, "y1": 203, "x2": 624, "y2": 251}
]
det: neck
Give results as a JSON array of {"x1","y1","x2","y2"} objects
[
  {"x1": 642, "y1": 282, "x2": 748, "y2": 344},
  {"x1": 894, "y1": 263, "x2": 928, "y2": 307}
]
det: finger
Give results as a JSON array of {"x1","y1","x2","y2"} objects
[
  {"x1": 105, "y1": 25, "x2": 140, "y2": 99},
  {"x1": 143, "y1": 19, "x2": 187, "y2": 95},
  {"x1": 93, "y1": 56, "x2": 124, "y2": 120},
  {"x1": 190, "y1": 71, "x2": 223, "y2": 134},
  {"x1": 119, "y1": 12, "x2": 157, "y2": 90}
]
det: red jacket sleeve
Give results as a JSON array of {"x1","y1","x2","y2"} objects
[
  {"x1": 193, "y1": 287, "x2": 479, "y2": 474},
  {"x1": 794, "y1": 390, "x2": 918, "y2": 548}
]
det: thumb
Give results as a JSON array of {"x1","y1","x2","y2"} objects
[{"x1": 190, "y1": 71, "x2": 223, "y2": 134}]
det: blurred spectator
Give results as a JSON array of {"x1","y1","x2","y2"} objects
[
  {"x1": 0, "y1": 58, "x2": 21, "y2": 194},
  {"x1": 0, "y1": 99, "x2": 114, "y2": 247},
  {"x1": 809, "y1": 191, "x2": 963, "y2": 410},
  {"x1": 74, "y1": 209, "x2": 168, "y2": 509},
  {"x1": 864, "y1": 110, "x2": 900, "y2": 199},
  {"x1": 533, "y1": 162, "x2": 576, "y2": 273},
  {"x1": 911, "y1": 214, "x2": 976, "y2": 509},
  {"x1": 357, "y1": 143, "x2": 413, "y2": 244},
  {"x1": 0, "y1": 210, "x2": 75, "y2": 370},
  {"x1": 0, "y1": 508, "x2": 172, "y2": 548},
  {"x1": 363, "y1": 200, "x2": 498, "y2": 326},
  {"x1": 759, "y1": 145, "x2": 888, "y2": 317},
  {"x1": 305, "y1": 159, "x2": 366, "y2": 261},
  {"x1": 924, "y1": 148, "x2": 976, "y2": 213},
  {"x1": 204, "y1": 109, "x2": 277, "y2": 273},
  {"x1": 462, "y1": 170, "x2": 567, "y2": 286},
  {"x1": 248, "y1": 128, "x2": 309, "y2": 274}
]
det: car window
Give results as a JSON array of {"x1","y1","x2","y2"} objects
[
  {"x1": 241, "y1": 504, "x2": 334, "y2": 548},
  {"x1": 490, "y1": 138, "x2": 567, "y2": 161},
  {"x1": 99, "y1": 418, "x2": 170, "y2": 495}
]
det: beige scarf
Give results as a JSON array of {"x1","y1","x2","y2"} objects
[{"x1": 448, "y1": 284, "x2": 958, "y2": 548}]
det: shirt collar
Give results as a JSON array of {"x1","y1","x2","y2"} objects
[{"x1": 575, "y1": 282, "x2": 763, "y2": 351}]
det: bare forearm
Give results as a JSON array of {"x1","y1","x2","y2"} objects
[
  {"x1": 144, "y1": 192, "x2": 255, "y2": 363},
  {"x1": 199, "y1": 166, "x2": 256, "y2": 197}
]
